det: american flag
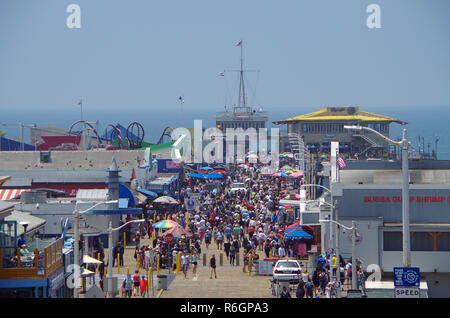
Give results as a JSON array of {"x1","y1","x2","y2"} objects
[
  {"x1": 235, "y1": 40, "x2": 242, "y2": 47},
  {"x1": 337, "y1": 155, "x2": 346, "y2": 169}
]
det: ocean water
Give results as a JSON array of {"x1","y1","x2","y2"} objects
[{"x1": 1, "y1": 105, "x2": 450, "y2": 160}]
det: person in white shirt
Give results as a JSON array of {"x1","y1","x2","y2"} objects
[{"x1": 278, "y1": 245, "x2": 286, "y2": 258}]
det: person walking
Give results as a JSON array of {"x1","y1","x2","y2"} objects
[
  {"x1": 181, "y1": 252, "x2": 189, "y2": 279},
  {"x1": 242, "y1": 250, "x2": 249, "y2": 273},
  {"x1": 305, "y1": 277, "x2": 314, "y2": 298},
  {"x1": 296, "y1": 280, "x2": 306, "y2": 298},
  {"x1": 280, "y1": 286, "x2": 291, "y2": 298},
  {"x1": 133, "y1": 270, "x2": 140, "y2": 296},
  {"x1": 191, "y1": 252, "x2": 198, "y2": 275},
  {"x1": 223, "y1": 239, "x2": 231, "y2": 260},
  {"x1": 209, "y1": 254, "x2": 217, "y2": 279},
  {"x1": 229, "y1": 245, "x2": 236, "y2": 266},
  {"x1": 140, "y1": 275, "x2": 147, "y2": 297},
  {"x1": 123, "y1": 274, "x2": 133, "y2": 298},
  {"x1": 319, "y1": 270, "x2": 328, "y2": 296},
  {"x1": 118, "y1": 242, "x2": 124, "y2": 266}
]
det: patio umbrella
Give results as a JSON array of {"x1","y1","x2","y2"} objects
[
  {"x1": 205, "y1": 172, "x2": 223, "y2": 179},
  {"x1": 152, "y1": 219, "x2": 180, "y2": 229},
  {"x1": 187, "y1": 172, "x2": 207, "y2": 179},
  {"x1": 81, "y1": 268, "x2": 95, "y2": 277},
  {"x1": 162, "y1": 225, "x2": 193, "y2": 238},
  {"x1": 83, "y1": 255, "x2": 102, "y2": 264},
  {"x1": 213, "y1": 169, "x2": 228, "y2": 174},
  {"x1": 153, "y1": 196, "x2": 179, "y2": 204},
  {"x1": 289, "y1": 172, "x2": 304, "y2": 178}
]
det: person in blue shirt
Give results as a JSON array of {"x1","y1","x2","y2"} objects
[
  {"x1": 18, "y1": 234, "x2": 26, "y2": 248},
  {"x1": 224, "y1": 226, "x2": 232, "y2": 241}
]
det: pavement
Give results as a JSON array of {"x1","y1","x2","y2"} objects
[
  {"x1": 80, "y1": 235, "x2": 278, "y2": 298},
  {"x1": 80, "y1": 235, "x2": 353, "y2": 298}
]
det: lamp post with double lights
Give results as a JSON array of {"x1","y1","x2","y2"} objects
[
  {"x1": 106, "y1": 219, "x2": 146, "y2": 298},
  {"x1": 344, "y1": 125, "x2": 411, "y2": 268},
  {"x1": 73, "y1": 200, "x2": 118, "y2": 298},
  {"x1": 319, "y1": 216, "x2": 359, "y2": 297},
  {"x1": 299, "y1": 184, "x2": 332, "y2": 254}
]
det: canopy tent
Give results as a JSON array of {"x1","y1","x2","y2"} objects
[
  {"x1": 285, "y1": 221, "x2": 314, "y2": 234},
  {"x1": 285, "y1": 227, "x2": 313, "y2": 240}
]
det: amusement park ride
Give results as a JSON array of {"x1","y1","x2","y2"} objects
[
  {"x1": 68, "y1": 120, "x2": 145, "y2": 150},
  {"x1": 65, "y1": 121, "x2": 174, "y2": 151}
]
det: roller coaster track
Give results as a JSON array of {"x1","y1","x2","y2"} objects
[{"x1": 157, "y1": 126, "x2": 174, "y2": 144}]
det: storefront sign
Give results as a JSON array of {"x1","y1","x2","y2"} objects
[
  {"x1": 363, "y1": 195, "x2": 450, "y2": 203},
  {"x1": 48, "y1": 268, "x2": 65, "y2": 298}
]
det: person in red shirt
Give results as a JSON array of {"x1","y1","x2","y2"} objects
[
  {"x1": 140, "y1": 275, "x2": 148, "y2": 297},
  {"x1": 133, "y1": 270, "x2": 140, "y2": 296}
]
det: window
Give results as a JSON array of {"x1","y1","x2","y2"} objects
[
  {"x1": 436, "y1": 232, "x2": 450, "y2": 251},
  {"x1": 40, "y1": 151, "x2": 51, "y2": 163},
  {"x1": 383, "y1": 231, "x2": 402, "y2": 251},
  {"x1": 384, "y1": 231, "x2": 450, "y2": 252},
  {"x1": 411, "y1": 232, "x2": 434, "y2": 251}
]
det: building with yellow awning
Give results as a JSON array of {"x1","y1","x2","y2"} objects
[{"x1": 274, "y1": 106, "x2": 407, "y2": 159}]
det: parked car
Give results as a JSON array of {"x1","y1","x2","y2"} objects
[{"x1": 273, "y1": 260, "x2": 302, "y2": 283}]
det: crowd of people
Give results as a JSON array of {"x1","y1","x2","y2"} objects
[{"x1": 91, "y1": 160, "x2": 367, "y2": 298}]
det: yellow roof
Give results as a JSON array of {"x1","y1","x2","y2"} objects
[{"x1": 275, "y1": 107, "x2": 404, "y2": 124}]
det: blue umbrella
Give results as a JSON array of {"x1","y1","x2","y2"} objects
[
  {"x1": 137, "y1": 188, "x2": 158, "y2": 199},
  {"x1": 205, "y1": 172, "x2": 223, "y2": 179},
  {"x1": 199, "y1": 167, "x2": 213, "y2": 171},
  {"x1": 187, "y1": 172, "x2": 207, "y2": 179}
]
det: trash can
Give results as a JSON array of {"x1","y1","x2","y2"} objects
[{"x1": 156, "y1": 274, "x2": 168, "y2": 290}]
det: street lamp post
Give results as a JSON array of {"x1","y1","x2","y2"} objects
[
  {"x1": 106, "y1": 219, "x2": 146, "y2": 298},
  {"x1": 319, "y1": 216, "x2": 359, "y2": 297},
  {"x1": 344, "y1": 125, "x2": 411, "y2": 267},
  {"x1": 73, "y1": 200, "x2": 118, "y2": 298},
  {"x1": 300, "y1": 184, "x2": 332, "y2": 254}
]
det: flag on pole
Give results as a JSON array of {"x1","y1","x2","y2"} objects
[
  {"x1": 337, "y1": 155, "x2": 346, "y2": 169},
  {"x1": 218, "y1": 72, "x2": 225, "y2": 77},
  {"x1": 235, "y1": 40, "x2": 242, "y2": 47},
  {"x1": 178, "y1": 96, "x2": 184, "y2": 104}
]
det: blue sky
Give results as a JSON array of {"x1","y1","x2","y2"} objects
[{"x1": 1, "y1": 0, "x2": 450, "y2": 139}]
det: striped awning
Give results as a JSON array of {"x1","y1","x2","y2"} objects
[{"x1": 0, "y1": 189, "x2": 29, "y2": 201}]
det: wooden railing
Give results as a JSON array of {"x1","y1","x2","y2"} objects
[{"x1": 0, "y1": 238, "x2": 63, "y2": 280}]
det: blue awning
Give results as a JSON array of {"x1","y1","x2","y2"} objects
[
  {"x1": 119, "y1": 183, "x2": 136, "y2": 207},
  {"x1": 137, "y1": 188, "x2": 158, "y2": 199},
  {"x1": 88, "y1": 208, "x2": 142, "y2": 215}
]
